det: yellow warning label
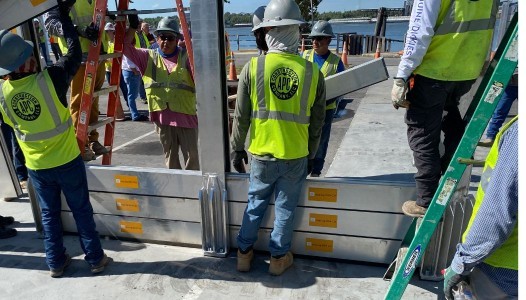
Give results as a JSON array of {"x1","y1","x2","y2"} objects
[
  {"x1": 116, "y1": 199, "x2": 140, "y2": 212},
  {"x1": 309, "y1": 213, "x2": 338, "y2": 228},
  {"x1": 30, "y1": 0, "x2": 47, "y2": 6},
  {"x1": 305, "y1": 238, "x2": 334, "y2": 252},
  {"x1": 308, "y1": 187, "x2": 338, "y2": 202},
  {"x1": 119, "y1": 221, "x2": 143, "y2": 234},
  {"x1": 84, "y1": 74, "x2": 93, "y2": 95},
  {"x1": 114, "y1": 175, "x2": 139, "y2": 189}
]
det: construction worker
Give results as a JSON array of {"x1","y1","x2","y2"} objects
[
  {"x1": 302, "y1": 20, "x2": 345, "y2": 177},
  {"x1": 33, "y1": 19, "x2": 52, "y2": 66},
  {"x1": 123, "y1": 14, "x2": 200, "y2": 170},
  {"x1": 251, "y1": 6, "x2": 268, "y2": 54},
  {"x1": 104, "y1": 22, "x2": 129, "y2": 121},
  {"x1": 49, "y1": 34, "x2": 63, "y2": 61},
  {"x1": 0, "y1": 3, "x2": 111, "y2": 277},
  {"x1": 391, "y1": 0, "x2": 498, "y2": 217},
  {"x1": 0, "y1": 215, "x2": 16, "y2": 239},
  {"x1": 135, "y1": 19, "x2": 150, "y2": 105},
  {"x1": 443, "y1": 117, "x2": 518, "y2": 299},
  {"x1": 45, "y1": 0, "x2": 109, "y2": 160},
  {"x1": 231, "y1": 0, "x2": 326, "y2": 276}
]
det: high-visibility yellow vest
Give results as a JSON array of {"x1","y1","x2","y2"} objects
[
  {"x1": 463, "y1": 116, "x2": 518, "y2": 270},
  {"x1": 58, "y1": 0, "x2": 106, "y2": 54},
  {"x1": 105, "y1": 40, "x2": 114, "y2": 72},
  {"x1": 302, "y1": 49, "x2": 340, "y2": 110},
  {"x1": 134, "y1": 32, "x2": 151, "y2": 49},
  {"x1": 143, "y1": 49, "x2": 196, "y2": 115},
  {"x1": 0, "y1": 71, "x2": 79, "y2": 170},
  {"x1": 414, "y1": 0, "x2": 497, "y2": 81},
  {"x1": 248, "y1": 53, "x2": 319, "y2": 159}
]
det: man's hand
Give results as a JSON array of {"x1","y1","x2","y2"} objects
[
  {"x1": 391, "y1": 77, "x2": 411, "y2": 109},
  {"x1": 443, "y1": 266, "x2": 467, "y2": 300},
  {"x1": 57, "y1": 0, "x2": 76, "y2": 16},
  {"x1": 128, "y1": 10, "x2": 140, "y2": 30},
  {"x1": 75, "y1": 22, "x2": 98, "y2": 42},
  {"x1": 307, "y1": 159, "x2": 314, "y2": 175},
  {"x1": 232, "y1": 150, "x2": 248, "y2": 173}
]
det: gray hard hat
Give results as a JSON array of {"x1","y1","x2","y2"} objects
[
  {"x1": 252, "y1": 6, "x2": 266, "y2": 31},
  {"x1": 258, "y1": 0, "x2": 305, "y2": 28},
  {"x1": 154, "y1": 17, "x2": 180, "y2": 36},
  {"x1": 309, "y1": 20, "x2": 334, "y2": 37},
  {"x1": 0, "y1": 30, "x2": 33, "y2": 76}
]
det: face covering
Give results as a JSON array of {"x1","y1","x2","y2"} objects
[{"x1": 265, "y1": 25, "x2": 300, "y2": 55}]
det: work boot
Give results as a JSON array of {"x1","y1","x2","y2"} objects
[
  {"x1": 0, "y1": 226, "x2": 17, "y2": 239},
  {"x1": 19, "y1": 180, "x2": 27, "y2": 190},
  {"x1": 50, "y1": 254, "x2": 72, "y2": 278},
  {"x1": 310, "y1": 173, "x2": 320, "y2": 177},
  {"x1": 237, "y1": 248, "x2": 254, "y2": 272},
  {"x1": 82, "y1": 146, "x2": 96, "y2": 161},
  {"x1": 89, "y1": 141, "x2": 110, "y2": 156},
  {"x1": 477, "y1": 138, "x2": 494, "y2": 148},
  {"x1": 402, "y1": 201, "x2": 427, "y2": 218},
  {"x1": 0, "y1": 215, "x2": 15, "y2": 226},
  {"x1": 269, "y1": 252, "x2": 293, "y2": 276},
  {"x1": 91, "y1": 254, "x2": 112, "y2": 274}
]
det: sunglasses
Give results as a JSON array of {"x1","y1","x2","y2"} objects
[{"x1": 158, "y1": 34, "x2": 177, "y2": 41}]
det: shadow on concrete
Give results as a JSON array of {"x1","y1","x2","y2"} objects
[{"x1": 328, "y1": 173, "x2": 416, "y2": 183}]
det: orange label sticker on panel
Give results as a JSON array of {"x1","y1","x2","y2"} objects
[
  {"x1": 119, "y1": 221, "x2": 143, "y2": 234},
  {"x1": 309, "y1": 213, "x2": 338, "y2": 228},
  {"x1": 116, "y1": 199, "x2": 140, "y2": 212},
  {"x1": 115, "y1": 175, "x2": 139, "y2": 189},
  {"x1": 308, "y1": 187, "x2": 337, "y2": 202},
  {"x1": 30, "y1": 0, "x2": 47, "y2": 6},
  {"x1": 305, "y1": 238, "x2": 334, "y2": 252}
]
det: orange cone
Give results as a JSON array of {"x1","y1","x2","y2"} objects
[
  {"x1": 228, "y1": 52, "x2": 238, "y2": 81},
  {"x1": 301, "y1": 38, "x2": 305, "y2": 53},
  {"x1": 341, "y1": 40, "x2": 348, "y2": 66},
  {"x1": 374, "y1": 39, "x2": 382, "y2": 59}
]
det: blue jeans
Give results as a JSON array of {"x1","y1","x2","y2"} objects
[
  {"x1": 39, "y1": 42, "x2": 52, "y2": 65},
  {"x1": 0, "y1": 120, "x2": 28, "y2": 181},
  {"x1": 237, "y1": 157, "x2": 307, "y2": 256},
  {"x1": 312, "y1": 108, "x2": 335, "y2": 175},
  {"x1": 28, "y1": 156, "x2": 104, "y2": 269},
  {"x1": 486, "y1": 85, "x2": 518, "y2": 139},
  {"x1": 122, "y1": 70, "x2": 141, "y2": 120},
  {"x1": 106, "y1": 71, "x2": 129, "y2": 107}
]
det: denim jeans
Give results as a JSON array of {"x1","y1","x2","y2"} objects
[
  {"x1": 28, "y1": 156, "x2": 104, "y2": 269},
  {"x1": 237, "y1": 157, "x2": 307, "y2": 256},
  {"x1": 39, "y1": 42, "x2": 52, "y2": 65},
  {"x1": 312, "y1": 108, "x2": 335, "y2": 175},
  {"x1": 0, "y1": 120, "x2": 28, "y2": 181},
  {"x1": 106, "y1": 71, "x2": 129, "y2": 107},
  {"x1": 486, "y1": 85, "x2": 518, "y2": 139},
  {"x1": 122, "y1": 69, "x2": 141, "y2": 119}
]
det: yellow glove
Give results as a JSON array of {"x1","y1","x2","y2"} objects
[{"x1": 391, "y1": 78, "x2": 411, "y2": 109}]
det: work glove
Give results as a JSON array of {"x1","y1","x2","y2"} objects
[
  {"x1": 443, "y1": 266, "x2": 468, "y2": 300},
  {"x1": 232, "y1": 150, "x2": 248, "y2": 173},
  {"x1": 75, "y1": 22, "x2": 98, "y2": 42},
  {"x1": 57, "y1": 0, "x2": 76, "y2": 16},
  {"x1": 128, "y1": 10, "x2": 140, "y2": 30},
  {"x1": 307, "y1": 159, "x2": 314, "y2": 175},
  {"x1": 391, "y1": 77, "x2": 411, "y2": 109}
]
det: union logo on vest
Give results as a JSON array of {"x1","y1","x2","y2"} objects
[
  {"x1": 270, "y1": 67, "x2": 299, "y2": 100},
  {"x1": 11, "y1": 92, "x2": 41, "y2": 121}
]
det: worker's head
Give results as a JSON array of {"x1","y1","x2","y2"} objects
[
  {"x1": 258, "y1": 0, "x2": 305, "y2": 53},
  {"x1": 0, "y1": 30, "x2": 37, "y2": 78},
  {"x1": 33, "y1": 19, "x2": 40, "y2": 28},
  {"x1": 141, "y1": 22, "x2": 150, "y2": 34},
  {"x1": 252, "y1": 6, "x2": 268, "y2": 53},
  {"x1": 104, "y1": 23, "x2": 115, "y2": 40},
  {"x1": 154, "y1": 17, "x2": 181, "y2": 55},
  {"x1": 309, "y1": 20, "x2": 334, "y2": 55}
]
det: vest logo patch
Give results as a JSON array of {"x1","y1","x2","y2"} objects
[
  {"x1": 269, "y1": 67, "x2": 299, "y2": 100},
  {"x1": 11, "y1": 92, "x2": 41, "y2": 121}
]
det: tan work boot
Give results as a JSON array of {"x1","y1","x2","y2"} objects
[
  {"x1": 269, "y1": 252, "x2": 293, "y2": 276},
  {"x1": 82, "y1": 146, "x2": 96, "y2": 161},
  {"x1": 402, "y1": 201, "x2": 427, "y2": 218},
  {"x1": 91, "y1": 254, "x2": 112, "y2": 274},
  {"x1": 89, "y1": 141, "x2": 110, "y2": 156},
  {"x1": 477, "y1": 138, "x2": 494, "y2": 148},
  {"x1": 50, "y1": 254, "x2": 72, "y2": 278},
  {"x1": 237, "y1": 248, "x2": 254, "y2": 272}
]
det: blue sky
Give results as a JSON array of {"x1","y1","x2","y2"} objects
[{"x1": 111, "y1": 0, "x2": 406, "y2": 16}]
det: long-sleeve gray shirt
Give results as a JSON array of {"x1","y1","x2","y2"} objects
[{"x1": 231, "y1": 57, "x2": 326, "y2": 160}]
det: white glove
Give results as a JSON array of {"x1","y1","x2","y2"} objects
[{"x1": 391, "y1": 78, "x2": 411, "y2": 109}]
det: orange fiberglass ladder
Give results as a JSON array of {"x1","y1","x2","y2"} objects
[{"x1": 75, "y1": 0, "x2": 129, "y2": 165}]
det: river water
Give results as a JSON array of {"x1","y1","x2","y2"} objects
[{"x1": 225, "y1": 21, "x2": 410, "y2": 52}]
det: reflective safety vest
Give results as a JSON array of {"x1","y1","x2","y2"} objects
[
  {"x1": 0, "y1": 71, "x2": 79, "y2": 170},
  {"x1": 462, "y1": 116, "x2": 518, "y2": 270},
  {"x1": 414, "y1": 0, "x2": 497, "y2": 81},
  {"x1": 143, "y1": 49, "x2": 196, "y2": 115},
  {"x1": 105, "y1": 40, "x2": 114, "y2": 72},
  {"x1": 248, "y1": 53, "x2": 319, "y2": 159},
  {"x1": 135, "y1": 32, "x2": 151, "y2": 49},
  {"x1": 58, "y1": 0, "x2": 106, "y2": 54},
  {"x1": 302, "y1": 49, "x2": 340, "y2": 110}
]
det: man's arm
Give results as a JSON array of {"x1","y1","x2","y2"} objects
[
  {"x1": 231, "y1": 63, "x2": 252, "y2": 152},
  {"x1": 308, "y1": 69, "x2": 326, "y2": 159}
]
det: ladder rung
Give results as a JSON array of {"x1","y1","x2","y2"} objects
[
  {"x1": 457, "y1": 158, "x2": 485, "y2": 167},
  {"x1": 88, "y1": 117, "x2": 115, "y2": 132},
  {"x1": 99, "y1": 53, "x2": 122, "y2": 61},
  {"x1": 93, "y1": 86, "x2": 118, "y2": 98}
]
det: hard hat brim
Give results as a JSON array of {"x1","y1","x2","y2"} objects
[
  {"x1": 0, "y1": 40, "x2": 33, "y2": 76},
  {"x1": 308, "y1": 33, "x2": 334, "y2": 38},
  {"x1": 258, "y1": 18, "x2": 305, "y2": 28},
  {"x1": 153, "y1": 29, "x2": 181, "y2": 36}
]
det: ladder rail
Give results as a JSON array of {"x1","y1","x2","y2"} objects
[
  {"x1": 175, "y1": 0, "x2": 194, "y2": 77},
  {"x1": 384, "y1": 14, "x2": 518, "y2": 299}
]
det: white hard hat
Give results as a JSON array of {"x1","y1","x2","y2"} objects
[{"x1": 104, "y1": 23, "x2": 115, "y2": 31}]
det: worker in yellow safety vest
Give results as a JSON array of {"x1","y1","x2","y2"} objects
[
  {"x1": 443, "y1": 117, "x2": 518, "y2": 299},
  {"x1": 302, "y1": 20, "x2": 345, "y2": 177},
  {"x1": 231, "y1": 0, "x2": 326, "y2": 276},
  {"x1": 392, "y1": 0, "x2": 498, "y2": 217},
  {"x1": 0, "y1": 3, "x2": 111, "y2": 277},
  {"x1": 45, "y1": 0, "x2": 110, "y2": 160},
  {"x1": 134, "y1": 19, "x2": 150, "y2": 105}
]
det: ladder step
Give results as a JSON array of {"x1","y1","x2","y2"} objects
[
  {"x1": 457, "y1": 158, "x2": 485, "y2": 167},
  {"x1": 88, "y1": 117, "x2": 115, "y2": 132},
  {"x1": 93, "y1": 86, "x2": 118, "y2": 98},
  {"x1": 99, "y1": 53, "x2": 122, "y2": 61}
]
